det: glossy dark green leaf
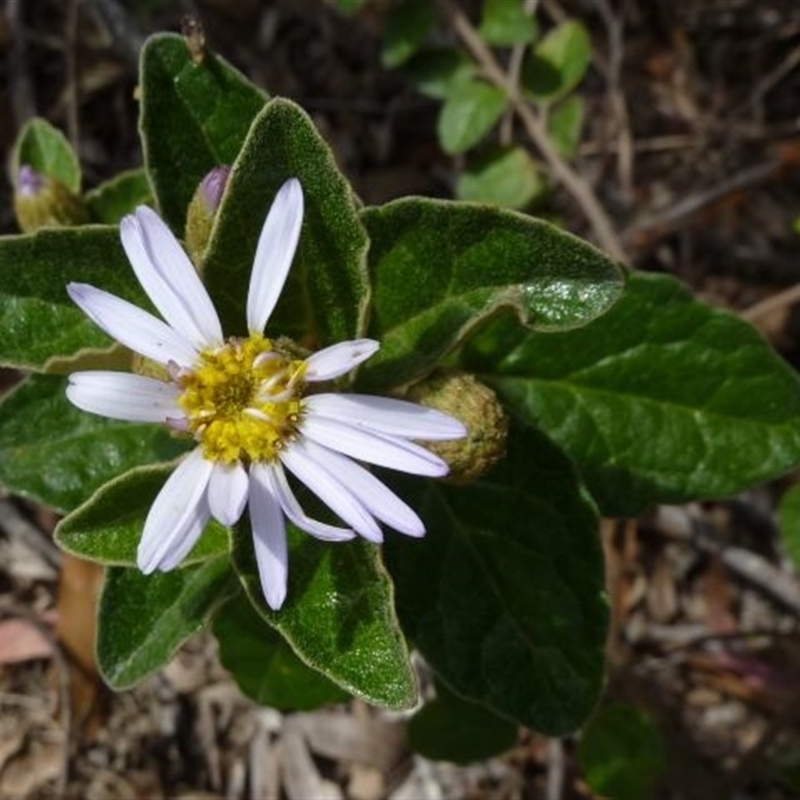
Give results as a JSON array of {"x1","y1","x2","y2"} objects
[
  {"x1": 456, "y1": 145, "x2": 547, "y2": 209},
  {"x1": 56, "y1": 463, "x2": 226, "y2": 566},
  {"x1": 479, "y1": 0, "x2": 538, "y2": 47},
  {"x1": 0, "y1": 374, "x2": 187, "y2": 513},
  {"x1": 214, "y1": 593, "x2": 349, "y2": 710},
  {"x1": 231, "y1": 520, "x2": 417, "y2": 710},
  {"x1": 97, "y1": 557, "x2": 237, "y2": 689},
  {"x1": 203, "y1": 98, "x2": 369, "y2": 345},
  {"x1": 437, "y1": 79, "x2": 508, "y2": 155},
  {"x1": 462, "y1": 272, "x2": 800, "y2": 516},
  {"x1": 85, "y1": 168, "x2": 153, "y2": 223},
  {"x1": 11, "y1": 117, "x2": 81, "y2": 192},
  {"x1": 381, "y1": 0, "x2": 435, "y2": 68},
  {"x1": 401, "y1": 47, "x2": 474, "y2": 100},
  {"x1": 358, "y1": 197, "x2": 625, "y2": 390},
  {"x1": 578, "y1": 703, "x2": 666, "y2": 800},
  {"x1": 140, "y1": 33, "x2": 267, "y2": 231},
  {"x1": 523, "y1": 20, "x2": 591, "y2": 102},
  {"x1": 409, "y1": 681, "x2": 518, "y2": 763},
  {"x1": 548, "y1": 95, "x2": 585, "y2": 159},
  {"x1": 384, "y1": 425, "x2": 607, "y2": 734}
]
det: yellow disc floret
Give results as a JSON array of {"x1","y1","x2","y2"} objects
[{"x1": 178, "y1": 334, "x2": 305, "y2": 464}]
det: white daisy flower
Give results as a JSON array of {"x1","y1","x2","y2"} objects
[{"x1": 66, "y1": 178, "x2": 466, "y2": 610}]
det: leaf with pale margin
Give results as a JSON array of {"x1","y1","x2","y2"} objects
[
  {"x1": 56, "y1": 463, "x2": 226, "y2": 566},
  {"x1": 86, "y1": 169, "x2": 154, "y2": 223},
  {"x1": 140, "y1": 33, "x2": 267, "y2": 231},
  {"x1": 11, "y1": 117, "x2": 81, "y2": 192},
  {"x1": 97, "y1": 558, "x2": 237, "y2": 689},
  {"x1": 384, "y1": 425, "x2": 607, "y2": 734},
  {"x1": 358, "y1": 197, "x2": 625, "y2": 390},
  {"x1": 462, "y1": 272, "x2": 800, "y2": 516},
  {"x1": 231, "y1": 521, "x2": 417, "y2": 710},
  {"x1": 214, "y1": 593, "x2": 349, "y2": 710},
  {"x1": 204, "y1": 98, "x2": 369, "y2": 344},
  {"x1": 437, "y1": 79, "x2": 508, "y2": 155},
  {"x1": 0, "y1": 375, "x2": 187, "y2": 513}
]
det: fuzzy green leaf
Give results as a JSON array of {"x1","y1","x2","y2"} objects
[
  {"x1": 85, "y1": 168, "x2": 153, "y2": 223},
  {"x1": 456, "y1": 145, "x2": 547, "y2": 209},
  {"x1": 437, "y1": 79, "x2": 508, "y2": 155},
  {"x1": 11, "y1": 117, "x2": 81, "y2": 192},
  {"x1": 524, "y1": 20, "x2": 592, "y2": 102}
]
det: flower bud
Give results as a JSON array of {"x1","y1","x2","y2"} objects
[
  {"x1": 185, "y1": 165, "x2": 230, "y2": 265},
  {"x1": 406, "y1": 370, "x2": 508, "y2": 483},
  {"x1": 13, "y1": 164, "x2": 87, "y2": 232}
]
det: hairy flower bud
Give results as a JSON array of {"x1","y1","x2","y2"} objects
[
  {"x1": 13, "y1": 165, "x2": 87, "y2": 232},
  {"x1": 185, "y1": 165, "x2": 230, "y2": 265},
  {"x1": 406, "y1": 370, "x2": 508, "y2": 483}
]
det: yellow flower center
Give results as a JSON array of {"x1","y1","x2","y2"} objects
[{"x1": 178, "y1": 334, "x2": 305, "y2": 464}]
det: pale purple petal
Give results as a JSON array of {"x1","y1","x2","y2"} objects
[
  {"x1": 247, "y1": 178, "x2": 304, "y2": 334},
  {"x1": 207, "y1": 462, "x2": 249, "y2": 526},
  {"x1": 304, "y1": 393, "x2": 467, "y2": 441},
  {"x1": 263, "y1": 461, "x2": 355, "y2": 542},
  {"x1": 156, "y1": 494, "x2": 211, "y2": 571},
  {"x1": 302, "y1": 439, "x2": 425, "y2": 538},
  {"x1": 280, "y1": 439, "x2": 383, "y2": 541},
  {"x1": 67, "y1": 282, "x2": 199, "y2": 367},
  {"x1": 300, "y1": 415, "x2": 449, "y2": 477},
  {"x1": 304, "y1": 339, "x2": 380, "y2": 382},
  {"x1": 248, "y1": 466, "x2": 289, "y2": 610},
  {"x1": 121, "y1": 207, "x2": 223, "y2": 347},
  {"x1": 138, "y1": 449, "x2": 213, "y2": 574},
  {"x1": 67, "y1": 371, "x2": 182, "y2": 423}
]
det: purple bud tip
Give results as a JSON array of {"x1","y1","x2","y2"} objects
[
  {"x1": 18, "y1": 164, "x2": 47, "y2": 196},
  {"x1": 200, "y1": 166, "x2": 230, "y2": 212}
]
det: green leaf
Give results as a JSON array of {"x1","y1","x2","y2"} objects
[
  {"x1": 140, "y1": 32, "x2": 268, "y2": 232},
  {"x1": 384, "y1": 425, "x2": 607, "y2": 734},
  {"x1": 97, "y1": 557, "x2": 237, "y2": 689},
  {"x1": 231, "y1": 520, "x2": 417, "y2": 710},
  {"x1": 0, "y1": 375, "x2": 187, "y2": 513},
  {"x1": 548, "y1": 95, "x2": 585, "y2": 159},
  {"x1": 0, "y1": 226, "x2": 148, "y2": 371},
  {"x1": 462, "y1": 272, "x2": 800, "y2": 516},
  {"x1": 56, "y1": 463, "x2": 227, "y2": 566},
  {"x1": 437, "y1": 79, "x2": 508, "y2": 155},
  {"x1": 358, "y1": 197, "x2": 625, "y2": 390},
  {"x1": 381, "y1": 0, "x2": 435, "y2": 69},
  {"x1": 409, "y1": 681, "x2": 518, "y2": 763},
  {"x1": 479, "y1": 0, "x2": 538, "y2": 47},
  {"x1": 778, "y1": 485, "x2": 800, "y2": 570},
  {"x1": 11, "y1": 117, "x2": 81, "y2": 192},
  {"x1": 213, "y1": 593, "x2": 349, "y2": 710},
  {"x1": 578, "y1": 703, "x2": 666, "y2": 800},
  {"x1": 456, "y1": 145, "x2": 547, "y2": 209},
  {"x1": 85, "y1": 169, "x2": 153, "y2": 223},
  {"x1": 401, "y1": 47, "x2": 474, "y2": 100},
  {"x1": 524, "y1": 20, "x2": 592, "y2": 103},
  {"x1": 203, "y1": 98, "x2": 369, "y2": 344},
  {"x1": 335, "y1": 0, "x2": 368, "y2": 13}
]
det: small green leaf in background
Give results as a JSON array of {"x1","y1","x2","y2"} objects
[
  {"x1": 0, "y1": 375, "x2": 187, "y2": 513},
  {"x1": 335, "y1": 0, "x2": 368, "y2": 14},
  {"x1": 214, "y1": 593, "x2": 349, "y2": 710},
  {"x1": 462, "y1": 271, "x2": 800, "y2": 517},
  {"x1": 778, "y1": 484, "x2": 800, "y2": 570},
  {"x1": 385, "y1": 425, "x2": 607, "y2": 735},
  {"x1": 578, "y1": 703, "x2": 666, "y2": 800},
  {"x1": 56, "y1": 463, "x2": 226, "y2": 566},
  {"x1": 359, "y1": 197, "x2": 624, "y2": 390},
  {"x1": 231, "y1": 521, "x2": 417, "y2": 710},
  {"x1": 456, "y1": 145, "x2": 547, "y2": 209},
  {"x1": 548, "y1": 95, "x2": 585, "y2": 159},
  {"x1": 140, "y1": 32, "x2": 267, "y2": 232},
  {"x1": 479, "y1": 0, "x2": 538, "y2": 47},
  {"x1": 381, "y1": 0, "x2": 435, "y2": 68},
  {"x1": 97, "y1": 557, "x2": 236, "y2": 689},
  {"x1": 437, "y1": 79, "x2": 508, "y2": 155},
  {"x1": 85, "y1": 168, "x2": 154, "y2": 223},
  {"x1": 401, "y1": 47, "x2": 474, "y2": 100},
  {"x1": 409, "y1": 681, "x2": 518, "y2": 764},
  {"x1": 524, "y1": 20, "x2": 592, "y2": 103},
  {"x1": 11, "y1": 117, "x2": 81, "y2": 193}
]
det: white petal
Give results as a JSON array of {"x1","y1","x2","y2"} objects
[
  {"x1": 248, "y1": 467, "x2": 289, "y2": 610},
  {"x1": 304, "y1": 393, "x2": 467, "y2": 441},
  {"x1": 157, "y1": 494, "x2": 211, "y2": 571},
  {"x1": 67, "y1": 371, "x2": 182, "y2": 423},
  {"x1": 67, "y1": 282, "x2": 199, "y2": 367},
  {"x1": 261, "y1": 461, "x2": 355, "y2": 542},
  {"x1": 121, "y1": 208, "x2": 223, "y2": 347},
  {"x1": 280, "y1": 439, "x2": 383, "y2": 541},
  {"x1": 246, "y1": 178, "x2": 304, "y2": 334},
  {"x1": 304, "y1": 339, "x2": 379, "y2": 382},
  {"x1": 302, "y1": 439, "x2": 425, "y2": 538},
  {"x1": 137, "y1": 449, "x2": 213, "y2": 574},
  {"x1": 300, "y1": 415, "x2": 449, "y2": 477},
  {"x1": 208, "y1": 462, "x2": 249, "y2": 526}
]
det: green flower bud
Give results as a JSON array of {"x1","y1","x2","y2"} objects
[
  {"x1": 406, "y1": 370, "x2": 508, "y2": 483},
  {"x1": 13, "y1": 165, "x2": 87, "y2": 232},
  {"x1": 185, "y1": 165, "x2": 230, "y2": 266}
]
